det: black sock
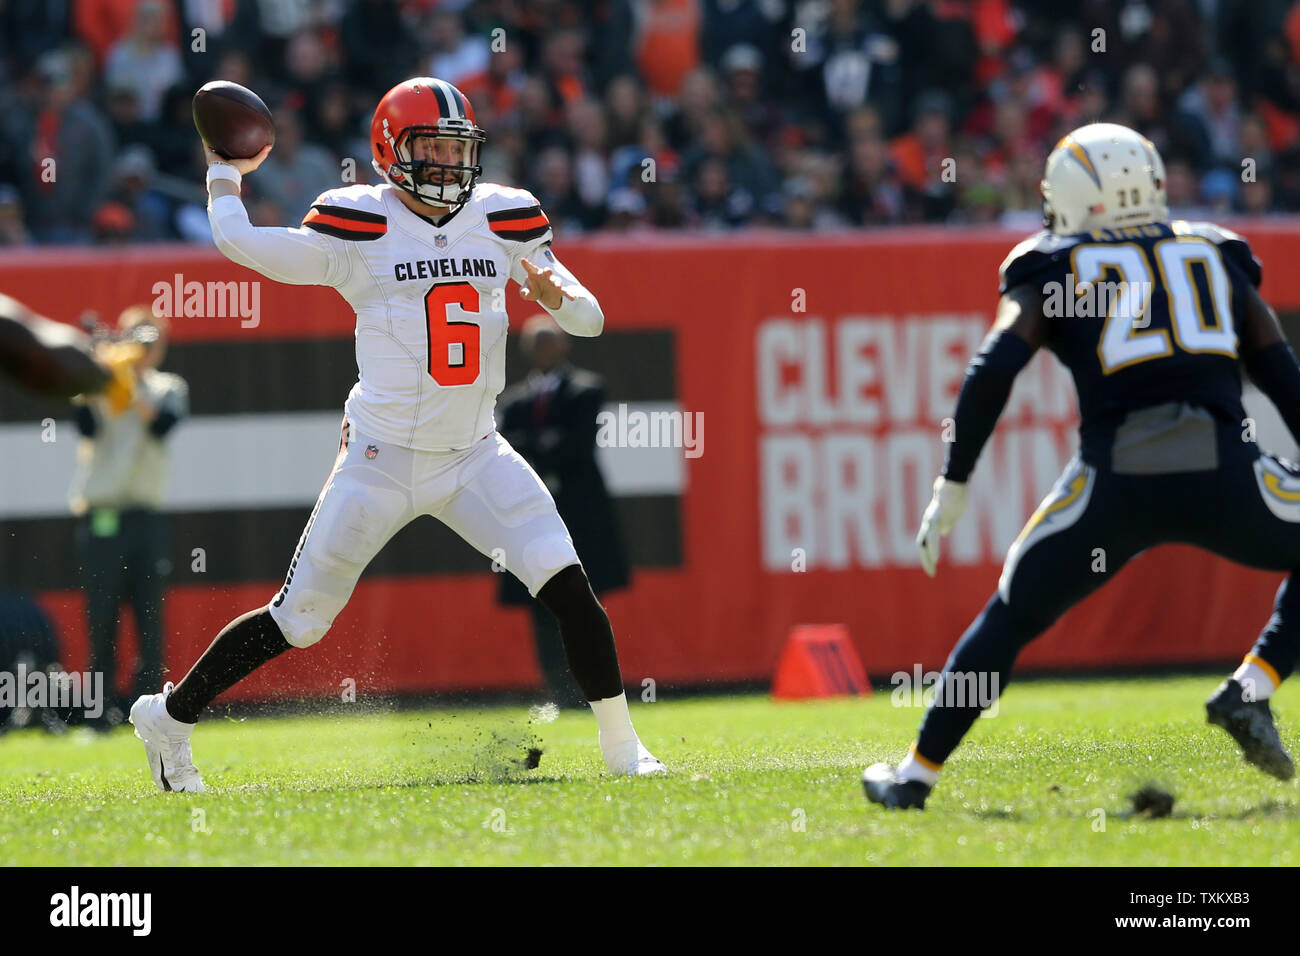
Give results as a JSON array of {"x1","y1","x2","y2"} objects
[
  {"x1": 166, "y1": 608, "x2": 293, "y2": 723},
  {"x1": 915, "y1": 595, "x2": 1036, "y2": 766},
  {"x1": 1248, "y1": 576, "x2": 1300, "y2": 685},
  {"x1": 536, "y1": 564, "x2": 624, "y2": 701},
  {"x1": 529, "y1": 599, "x2": 588, "y2": 707}
]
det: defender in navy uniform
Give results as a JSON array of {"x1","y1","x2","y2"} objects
[{"x1": 864, "y1": 123, "x2": 1300, "y2": 809}]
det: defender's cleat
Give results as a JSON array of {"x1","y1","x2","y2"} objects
[
  {"x1": 862, "y1": 762, "x2": 931, "y2": 809},
  {"x1": 605, "y1": 740, "x2": 667, "y2": 776},
  {"x1": 129, "y1": 682, "x2": 206, "y2": 793},
  {"x1": 1206, "y1": 678, "x2": 1295, "y2": 781}
]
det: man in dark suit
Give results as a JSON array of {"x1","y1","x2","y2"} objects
[{"x1": 498, "y1": 315, "x2": 630, "y2": 707}]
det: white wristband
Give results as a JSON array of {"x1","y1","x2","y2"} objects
[{"x1": 206, "y1": 162, "x2": 242, "y2": 188}]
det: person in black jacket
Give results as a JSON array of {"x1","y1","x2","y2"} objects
[{"x1": 497, "y1": 314, "x2": 630, "y2": 707}]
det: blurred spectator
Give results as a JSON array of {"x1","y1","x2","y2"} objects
[
  {"x1": 664, "y1": 67, "x2": 721, "y2": 150},
  {"x1": 1, "y1": 1, "x2": 72, "y2": 74},
  {"x1": 532, "y1": 146, "x2": 596, "y2": 234},
  {"x1": 315, "y1": 83, "x2": 370, "y2": 175},
  {"x1": 720, "y1": 43, "x2": 778, "y2": 142},
  {"x1": 589, "y1": 0, "x2": 636, "y2": 88},
  {"x1": 341, "y1": 0, "x2": 417, "y2": 96},
  {"x1": 177, "y1": 0, "x2": 263, "y2": 83},
  {"x1": 104, "y1": 82, "x2": 150, "y2": 151},
  {"x1": 1175, "y1": 59, "x2": 1244, "y2": 173},
  {"x1": 1111, "y1": 63, "x2": 1174, "y2": 156},
  {"x1": 890, "y1": 90, "x2": 957, "y2": 221},
  {"x1": 692, "y1": 155, "x2": 744, "y2": 227},
  {"x1": 1240, "y1": 112, "x2": 1275, "y2": 181},
  {"x1": 604, "y1": 74, "x2": 645, "y2": 148},
  {"x1": 566, "y1": 97, "x2": 611, "y2": 220},
  {"x1": 681, "y1": 110, "x2": 780, "y2": 221},
  {"x1": 425, "y1": 9, "x2": 491, "y2": 96},
  {"x1": 841, "y1": 133, "x2": 905, "y2": 225},
  {"x1": 516, "y1": 75, "x2": 566, "y2": 154},
  {"x1": 92, "y1": 200, "x2": 136, "y2": 243},
  {"x1": 647, "y1": 170, "x2": 692, "y2": 228},
  {"x1": 782, "y1": 175, "x2": 842, "y2": 230},
  {"x1": 146, "y1": 84, "x2": 205, "y2": 179},
  {"x1": 606, "y1": 185, "x2": 653, "y2": 230},
  {"x1": 1201, "y1": 167, "x2": 1239, "y2": 215},
  {"x1": 75, "y1": 0, "x2": 179, "y2": 66},
  {"x1": 279, "y1": 29, "x2": 341, "y2": 128},
  {"x1": 252, "y1": 0, "x2": 343, "y2": 85},
  {"x1": 539, "y1": 27, "x2": 589, "y2": 111},
  {"x1": 1241, "y1": 175, "x2": 1275, "y2": 216},
  {"x1": 210, "y1": 47, "x2": 255, "y2": 88},
  {"x1": 103, "y1": 0, "x2": 183, "y2": 121},
  {"x1": 634, "y1": 0, "x2": 701, "y2": 99},
  {"x1": 0, "y1": 185, "x2": 32, "y2": 246},
  {"x1": 477, "y1": 35, "x2": 529, "y2": 125},
  {"x1": 249, "y1": 108, "x2": 339, "y2": 221},
  {"x1": 795, "y1": 0, "x2": 904, "y2": 140},
  {"x1": 952, "y1": 147, "x2": 1001, "y2": 224},
  {"x1": 1164, "y1": 155, "x2": 1214, "y2": 218},
  {"x1": 1000, "y1": 151, "x2": 1048, "y2": 230},
  {"x1": 610, "y1": 113, "x2": 676, "y2": 196},
  {"x1": 701, "y1": 0, "x2": 785, "y2": 72},
  {"x1": 3, "y1": 50, "x2": 116, "y2": 243},
  {"x1": 107, "y1": 145, "x2": 173, "y2": 240}
]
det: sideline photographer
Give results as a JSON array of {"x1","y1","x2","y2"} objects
[{"x1": 69, "y1": 305, "x2": 187, "y2": 727}]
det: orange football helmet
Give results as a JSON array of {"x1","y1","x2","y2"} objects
[{"x1": 371, "y1": 77, "x2": 485, "y2": 207}]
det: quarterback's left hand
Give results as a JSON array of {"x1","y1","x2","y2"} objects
[
  {"x1": 520, "y1": 257, "x2": 575, "y2": 311},
  {"x1": 916, "y1": 477, "x2": 968, "y2": 577}
]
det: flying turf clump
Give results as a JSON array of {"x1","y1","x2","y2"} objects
[{"x1": 1130, "y1": 785, "x2": 1175, "y2": 818}]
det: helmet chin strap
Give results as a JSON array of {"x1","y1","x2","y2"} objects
[
  {"x1": 373, "y1": 156, "x2": 474, "y2": 211},
  {"x1": 413, "y1": 181, "x2": 467, "y2": 210}
]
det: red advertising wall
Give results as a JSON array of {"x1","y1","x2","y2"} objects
[{"x1": 4, "y1": 224, "x2": 1299, "y2": 697}]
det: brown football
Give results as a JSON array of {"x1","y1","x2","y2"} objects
[{"x1": 192, "y1": 81, "x2": 275, "y2": 160}]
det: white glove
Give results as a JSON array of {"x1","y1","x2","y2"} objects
[{"x1": 916, "y1": 477, "x2": 968, "y2": 577}]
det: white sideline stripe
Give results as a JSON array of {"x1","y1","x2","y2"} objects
[{"x1": 0, "y1": 403, "x2": 686, "y2": 519}]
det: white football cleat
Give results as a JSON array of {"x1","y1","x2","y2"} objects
[
  {"x1": 604, "y1": 739, "x2": 667, "y2": 776},
  {"x1": 129, "y1": 682, "x2": 205, "y2": 793}
]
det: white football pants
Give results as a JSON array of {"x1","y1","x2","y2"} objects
[{"x1": 268, "y1": 419, "x2": 580, "y2": 648}]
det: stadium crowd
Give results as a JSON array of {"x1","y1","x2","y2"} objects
[{"x1": 0, "y1": 0, "x2": 1296, "y2": 244}]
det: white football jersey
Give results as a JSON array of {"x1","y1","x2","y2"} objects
[{"x1": 208, "y1": 177, "x2": 603, "y2": 451}]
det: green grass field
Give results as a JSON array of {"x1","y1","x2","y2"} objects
[{"x1": 2, "y1": 675, "x2": 1298, "y2": 866}]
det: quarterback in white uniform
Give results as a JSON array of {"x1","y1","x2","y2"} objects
[{"x1": 130, "y1": 77, "x2": 665, "y2": 791}]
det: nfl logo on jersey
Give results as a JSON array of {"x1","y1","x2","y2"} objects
[
  {"x1": 365, "y1": 444, "x2": 378, "y2": 460},
  {"x1": 435, "y1": 234, "x2": 448, "y2": 249}
]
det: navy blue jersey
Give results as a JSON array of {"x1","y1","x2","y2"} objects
[{"x1": 999, "y1": 220, "x2": 1262, "y2": 463}]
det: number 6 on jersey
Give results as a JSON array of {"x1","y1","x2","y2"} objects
[{"x1": 425, "y1": 281, "x2": 481, "y2": 386}]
